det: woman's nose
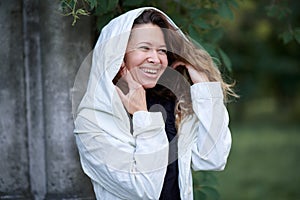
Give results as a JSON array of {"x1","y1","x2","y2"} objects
[{"x1": 147, "y1": 50, "x2": 160, "y2": 64}]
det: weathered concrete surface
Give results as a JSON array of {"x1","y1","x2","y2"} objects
[
  {"x1": 39, "y1": 0, "x2": 95, "y2": 198},
  {"x1": 0, "y1": 0, "x2": 96, "y2": 199},
  {"x1": 0, "y1": 0, "x2": 30, "y2": 198},
  {"x1": 23, "y1": 0, "x2": 46, "y2": 199},
  {"x1": 39, "y1": 0, "x2": 95, "y2": 199}
]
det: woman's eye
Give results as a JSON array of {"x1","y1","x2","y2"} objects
[
  {"x1": 158, "y1": 49, "x2": 167, "y2": 54},
  {"x1": 139, "y1": 46, "x2": 150, "y2": 51}
]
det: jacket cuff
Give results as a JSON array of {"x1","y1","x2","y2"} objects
[{"x1": 191, "y1": 82, "x2": 223, "y2": 99}]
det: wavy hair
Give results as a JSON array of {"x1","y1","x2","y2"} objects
[{"x1": 114, "y1": 9, "x2": 237, "y2": 126}]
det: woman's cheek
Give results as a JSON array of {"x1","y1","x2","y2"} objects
[{"x1": 162, "y1": 56, "x2": 168, "y2": 67}]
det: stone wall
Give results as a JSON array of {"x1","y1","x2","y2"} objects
[{"x1": 0, "y1": 0, "x2": 96, "y2": 199}]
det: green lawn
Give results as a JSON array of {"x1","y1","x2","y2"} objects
[{"x1": 215, "y1": 124, "x2": 300, "y2": 200}]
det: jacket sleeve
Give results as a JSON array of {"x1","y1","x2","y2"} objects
[
  {"x1": 74, "y1": 110, "x2": 169, "y2": 199},
  {"x1": 190, "y1": 82, "x2": 232, "y2": 171}
]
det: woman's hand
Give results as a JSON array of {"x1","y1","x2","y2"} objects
[
  {"x1": 116, "y1": 69, "x2": 147, "y2": 114},
  {"x1": 171, "y1": 61, "x2": 209, "y2": 83}
]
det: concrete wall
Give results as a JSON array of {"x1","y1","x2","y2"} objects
[
  {"x1": 0, "y1": 0, "x2": 96, "y2": 199},
  {"x1": 0, "y1": 0, "x2": 29, "y2": 198}
]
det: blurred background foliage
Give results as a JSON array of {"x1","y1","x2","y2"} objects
[{"x1": 61, "y1": 0, "x2": 300, "y2": 199}]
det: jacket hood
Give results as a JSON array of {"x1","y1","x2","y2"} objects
[{"x1": 74, "y1": 7, "x2": 184, "y2": 118}]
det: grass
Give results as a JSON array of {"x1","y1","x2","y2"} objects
[{"x1": 214, "y1": 123, "x2": 300, "y2": 200}]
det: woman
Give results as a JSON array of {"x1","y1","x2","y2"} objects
[{"x1": 74, "y1": 7, "x2": 233, "y2": 200}]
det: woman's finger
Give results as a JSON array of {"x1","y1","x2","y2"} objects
[
  {"x1": 115, "y1": 86, "x2": 127, "y2": 104},
  {"x1": 171, "y1": 61, "x2": 186, "y2": 69},
  {"x1": 122, "y1": 68, "x2": 141, "y2": 90},
  {"x1": 115, "y1": 84, "x2": 147, "y2": 114},
  {"x1": 185, "y1": 65, "x2": 209, "y2": 83},
  {"x1": 172, "y1": 61, "x2": 209, "y2": 83}
]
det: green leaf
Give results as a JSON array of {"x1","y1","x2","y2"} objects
[
  {"x1": 95, "y1": 0, "x2": 118, "y2": 14},
  {"x1": 76, "y1": 8, "x2": 89, "y2": 16},
  {"x1": 207, "y1": 28, "x2": 224, "y2": 43},
  {"x1": 195, "y1": 19, "x2": 211, "y2": 30},
  {"x1": 265, "y1": 5, "x2": 278, "y2": 18},
  {"x1": 88, "y1": 0, "x2": 98, "y2": 9},
  {"x1": 123, "y1": 0, "x2": 145, "y2": 6},
  {"x1": 218, "y1": 48, "x2": 232, "y2": 71},
  {"x1": 266, "y1": 4, "x2": 291, "y2": 20},
  {"x1": 279, "y1": 31, "x2": 293, "y2": 44},
  {"x1": 190, "y1": 9, "x2": 203, "y2": 19},
  {"x1": 294, "y1": 28, "x2": 300, "y2": 44},
  {"x1": 218, "y1": 2, "x2": 234, "y2": 20},
  {"x1": 228, "y1": 0, "x2": 239, "y2": 9},
  {"x1": 96, "y1": 12, "x2": 114, "y2": 31},
  {"x1": 60, "y1": 0, "x2": 75, "y2": 11},
  {"x1": 188, "y1": 25, "x2": 202, "y2": 43},
  {"x1": 202, "y1": 43, "x2": 217, "y2": 58},
  {"x1": 107, "y1": 0, "x2": 118, "y2": 11}
]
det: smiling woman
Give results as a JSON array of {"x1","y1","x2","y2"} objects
[
  {"x1": 73, "y1": 7, "x2": 233, "y2": 200},
  {"x1": 122, "y1": 23, "x2": 168, "y2": 89}
]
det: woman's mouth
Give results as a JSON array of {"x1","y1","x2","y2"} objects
[
  {"x1": 141, "y1": 68, "x2": 159, "y2": 74},
  {"x1": 132, "y1": 66, "x2": 166, "y2": 88}
]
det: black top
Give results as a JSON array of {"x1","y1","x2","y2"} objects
[{"x1": 146, "y1": 86, "x2": 181, "y2": 200}]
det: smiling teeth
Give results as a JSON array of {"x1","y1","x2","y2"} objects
[{"x1": 142, "y1": 68, "x2": 158, "y2": 74}]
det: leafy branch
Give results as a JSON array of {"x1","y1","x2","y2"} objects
[
  {"x1": 265, "y1": 0, "x2": 300, "y2": 44},
  {"x1": 61, "y1": 0, "x2": 90, "y2": 26}
]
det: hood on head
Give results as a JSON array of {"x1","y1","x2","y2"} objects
[{"x1": 73, "y1": 7, "x2": 184, "y2": 119}]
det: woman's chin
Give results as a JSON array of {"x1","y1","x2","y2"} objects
[{"x1": 142, "y1": 81, "x2": 158, "y2": 89}]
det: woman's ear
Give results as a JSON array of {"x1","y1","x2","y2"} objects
[
  {"x1": 121, "y1": 61, "x2": 125, "y2": 68},
  {"x1": 119, "y1": 61, "x2": 127, "y2": 76},
  {"x1": 112, "y1": 61, "x2": 126, "y2": 85}
]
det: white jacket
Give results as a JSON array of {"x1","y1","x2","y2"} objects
[{"x1": 74, "y1": 7, "x2": 231, "y2": 200}]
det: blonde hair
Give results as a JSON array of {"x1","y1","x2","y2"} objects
[{"x1": 165, "y1": 29, "x2": 238, "y2": 125}]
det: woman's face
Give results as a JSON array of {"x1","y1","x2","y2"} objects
[{"x1": 124, "y1": 23, "x2": 168, "y2": 88}]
